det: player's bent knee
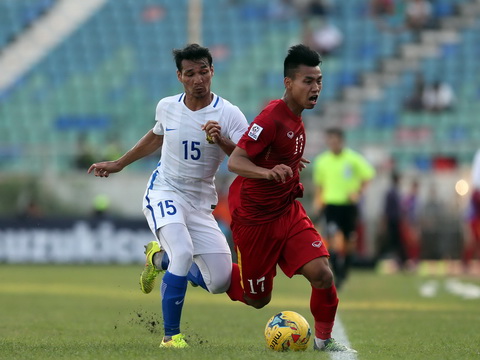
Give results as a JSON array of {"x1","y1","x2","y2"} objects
[
  {"x1": 249, "y1": 299, "x2": 269, "y2": 309},
  {"x1": 169, "y1": 248, "x2": 194, "y2": 275},
  {"x1": 207, "y1": 275, "x2": 231, "y2": 294},
  {"x1": 245, "y1": 295, "x2": 271, "y2": 309},
  {"x1": 313, "y1": 264, "x2": 334, "y2": 287},
  {"x1": 318, "y1": 269, "x2": 334, "y2": 289},
  {"x1": 310, "y1": 278, "x2": 333, "y2": 289},
  {"x1": 196, "y1": 253, "x2": 232, "y2": 294},
  {"x1": 208, "y1": 283, "x2": 229, "y2": 294},
  {"x1": 302, "y1": 258, "x2": 334, "y2": 289}
]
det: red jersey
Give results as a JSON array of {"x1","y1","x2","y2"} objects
[{"x1": 229, "y1": 99, "x2": 306, "y2": 224}]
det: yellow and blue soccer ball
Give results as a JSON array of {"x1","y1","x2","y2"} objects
[{"x1": 264, "y1": 311, "x2": 311, "y2": 351}]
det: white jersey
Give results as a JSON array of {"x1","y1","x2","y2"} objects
[{"x1": 146, "y1": 92, "x2": 248, "y2": 211}]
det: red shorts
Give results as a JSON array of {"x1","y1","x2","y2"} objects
[{"x1": 231, "y1": 200, "x2": 329, "y2": 300}]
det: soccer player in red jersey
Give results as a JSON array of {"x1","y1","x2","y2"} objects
[{"x1": 226, "y1": 44, "x2": 356, "y2": 353}]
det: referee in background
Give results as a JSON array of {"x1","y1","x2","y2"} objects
[{"x1": 312, "y1": 127, "x2": 375, "y2": 289}]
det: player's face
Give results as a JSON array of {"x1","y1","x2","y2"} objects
[
  {"x1": 285, "y1": 65, "x2": 322, "y2": 112},
  {"x1": 177, "y1": 59, "x2": 214, "y2": 99},
  {"x1": 327, "y1": 134, "x2": 343, "y2": 154}
]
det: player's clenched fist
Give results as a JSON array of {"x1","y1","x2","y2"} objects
[{"x1": 201, "y1": 120, "x2": 222, "y2": 144}]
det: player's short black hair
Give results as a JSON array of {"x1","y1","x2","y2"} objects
[
  {"x1": 172, "y1": 44, "x2": 213, "y2": 72},
  {"x1": 325, "y1": 127, "x2": 344, "y2": 139},
  {"x1": 284, "y1": 44, "x2": 322, "y2": 78}
]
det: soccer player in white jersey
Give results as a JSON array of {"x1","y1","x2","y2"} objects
[{"x1": 88, "y1": 44, "x2": 248, "y2": 348}]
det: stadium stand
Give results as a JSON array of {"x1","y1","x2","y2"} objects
[
  {"x1": 0, "y1": 0, "x2": 55, "y2": 48},
  {"x1": 322, "y1": 0, "x2": 480, "y2": 170},
  {"x1": 0, "y1": 0, "x2": 478, "y2": 173}
]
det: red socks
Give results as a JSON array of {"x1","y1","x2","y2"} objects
[
  {"x1": 227, "y1": 264, "x2": 339, "y2": 339},
  {"x1": 226, "y1": 263, "x2": 246, "y2": 304},
  {"x1": 310, "y1": 285, "x2": 339, "y2": 340}
]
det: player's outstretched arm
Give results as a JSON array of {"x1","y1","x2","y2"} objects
[
  {"x1": 87, "y1": 130, "x2": 163, "y2": 178},
  {"x1": 228, "y1": 147, "x2": 293, "y2": 183}
]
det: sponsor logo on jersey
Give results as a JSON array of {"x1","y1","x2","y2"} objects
[
  {"x1": 312, "y1": 240, "x2": 323, "y2": 248},
  {"x1": 165, "y1": 127, "x2": 177, "y2": 131},
  {"x1": 287, "y1": 131, "x2": 294, "y2": 139},
  {"x1": 248, "y1": 124, "x2": 263, "y2": 140}
]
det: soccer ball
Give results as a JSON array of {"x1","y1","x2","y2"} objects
[{"x1": 264, "y1": 311, "x2": 311, "y2": 351}]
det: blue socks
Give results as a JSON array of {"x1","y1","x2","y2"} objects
[
  {"x1": 160, "y1": 252, "x2": 169, "y2": 271},
  {"x1": 161, "y1": 271, "x2": 188, "y2": 336},
  {"x1": 160, "y1": 252, "x2": 208, "y2": 291},
  {"x1": 187, "y1": 262, "x2": 207, "y2": 290}
]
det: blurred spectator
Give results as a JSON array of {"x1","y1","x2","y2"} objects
[
  {"x1": 210, "y1": 44, "x2": 230, "y2": 62},
  {"x1": 370, "y1": 0, "x2": 404, "y2": 33},
  {"x1": 381, "y1": 171, "x2": 408, "y2": 270},
  {"x1": 92, "y1": 194, "x2": 111, "y2": 219},
  {"x1": 141, "y1": 5, "x2": 166, "y2": 22},
  {"x1": 403, "y1": 179, "x2": 420, "y2": 224},
  {"x1": 370, "y1": 0, "x2": 395, "y2": 16},
  {"x1": 401, "y1": 178, "x2": 421, "y2": 266},
  {"x1": 462, "y1": 149, "x2": 480, "y2": 272},
  {"x1": 422, "y1": 80, "x2": 455, "y2": 112},
  {"x1": 18, "y1": 200, "x2": 43, "y2": 220},
  {"x1": 405, "y1": 0, "x2": 433, "y2": 35},
  {"x1": 74, "y1": 134, "x2": 96, "y2": 170},
  {"x1": 304, "y1": 19, "x2": 343, "y2": 57},
  {"x1": 471, "y1": 149, "x2": 480, "y2": 214},
  {"x1": 420, "y1": 186, "x2": 449, "y2": 260},
  {"x1": 404, "y1": 73, "x2": 426, "y2": 111},
  {"x1": 305, "y1": 0, "x2": 332, "y2": 18}
]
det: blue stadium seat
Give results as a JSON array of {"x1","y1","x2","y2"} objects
[{"x1": 0, "y1": 0, "x2": 55, "y2": 48}]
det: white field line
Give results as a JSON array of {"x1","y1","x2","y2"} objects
[
  {"x1": 418, "y1": 278, "x2": 480, "y2": 300},
  {"x1": 444, "y1": 278, "x2": 480, "y2": 299},
  {"x1": 330, "y1": 315, "x2": 358, "y2": 360},
  {"x1": 419, "y1": 280, "x2": 440, "y2": 298}
]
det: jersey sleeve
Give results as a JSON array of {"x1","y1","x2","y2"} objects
[
  {"x1": 353, "y1": 151, "x2": 375, "y2": 181},
  {"x1": 236, "y1": 112, "x2": 276, "y2": 158},
  {"x1": 225, "y1": 105, "x2": 249, "y2": 144},
  {"x1": 152, "y1": 99, "x2": 164, "y2": 135}
]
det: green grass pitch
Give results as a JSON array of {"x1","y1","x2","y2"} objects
[{"x1": 1, "y1": 264, "x2": 479, "y2": 360}]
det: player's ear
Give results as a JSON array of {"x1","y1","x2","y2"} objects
[
  {"x1": 177, "y1": 70, "x2": 182, "y2": 82},
  {"x1": 210, "y1": 65, "x2": 214, "y2": 77},
  {"x1": 284, "y1": 76, "x2": 292, "y2": 90}
]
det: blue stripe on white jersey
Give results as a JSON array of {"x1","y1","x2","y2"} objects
[{"x1": 145, "y1": 169, "x2": 159, "y2": 230}]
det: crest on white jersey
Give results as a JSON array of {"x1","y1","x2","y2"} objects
[{"x1": 248, "y1": 124, "x2": 263, "y2": 140}]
